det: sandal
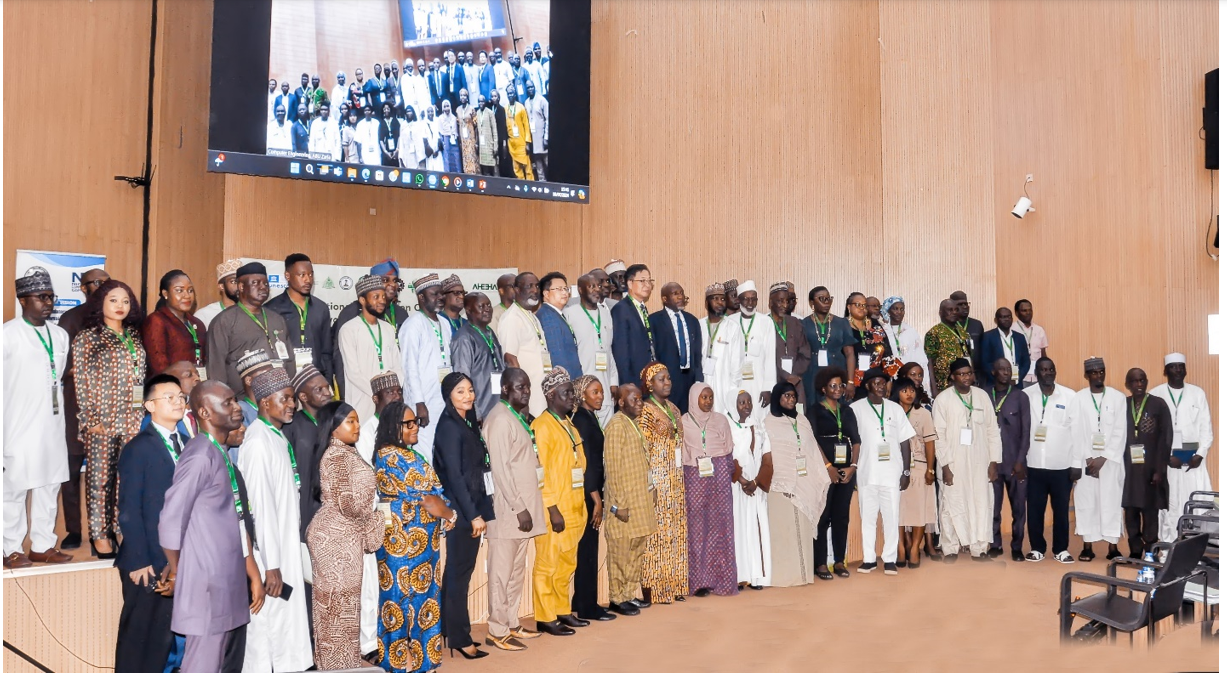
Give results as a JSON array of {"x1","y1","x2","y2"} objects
[
  {"x1": 833, "y1": 563, "x2": 850, "y2": 578},
  {"x1": 816, "y1": 566, "x2": 834, "y2": 581},
  {"x1": 1078, "y1": 549, "x2": 1095, "y2": 562}
]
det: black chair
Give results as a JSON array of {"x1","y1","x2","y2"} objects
[
  {"x1": 1059, "y1": 533, "x2": 1210, "y2": 643},
  {"x1": 1176, "y1": 513, "x2": 1219, "y2": 638}
]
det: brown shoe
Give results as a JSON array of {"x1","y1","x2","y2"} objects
[
  {"x1": 509, "y1": 626, "x2": 541, "y2": 640},
  {"x1": 29, "y1": 548, "x2": 73, "y2": 564},
  {"x1": 3, "y1": 552, "x2": 33, "y2": 569},
  {"x1": 485, "y1": 634, "x2": 526, "y2": 651}
]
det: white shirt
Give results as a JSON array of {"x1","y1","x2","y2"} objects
[
  {"x1": 355, "y1": 118, "x2": 382, "y2": 165},
  {"x1": 338, "y1": 316, "x2": 404, "y2": 424},
  {"x1": 1011, "y1": 321, "x2": 1048, "y2": 382},
  {"x1": 494, "y1": 60, "x2": 514, "y2": 93},
  {"x1": 196, "y1": 301, "x2": 225, "y2": 329},
  {"x1": 308, "y1": 116, "x2": 340, "y2": 161},
  {"x1": 330, "y1": 84, "x2": 348, "y2": 111},
  {"x1": 563, "y1": 301, "x2": 618, "y2": 426},
  {"x1": 266, "y1": 119, "x2": 292, "y2": 154},
  {"x1": 1149, "y1": 383, "x2": 1214, "y2": 456},
  {"x1": 1023, "y1": 383, "x2": 1080, "y2": 469},
  {"x1": 849, "y1": 398, "x2": 916, "y2": 487},
  {"x1": 663, "y1": 307, "x2": 691, "y2": 369},
  {"x1": 1074, "y1": 386, "x2": 1127, "y2": 465},
  {"x1": 3, "y1": 318, "x2": 70, "y2": 490}
]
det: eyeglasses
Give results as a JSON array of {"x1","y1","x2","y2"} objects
[
  {"x1": 545, "y1": 286, "x2": 569, "y2": 293},
  {"x1": 849, "y1": 302, "x2": 867, "y2": 308},
  {"x1": 402, "y1": 418, "x2": 422, "y2": 427},
  {"x1": 83, "y1": 279, "x2": 107, "y2": 289},
  {"x1": 814, "y1": 296, "x2": 833, "y2": 303},
  {"x1": 630, "y1": 278, "x2": 655, "y2": 285},
  {"x1": 28, "y1": 293, "x2": 55, "y2": 303},
  {"x1": 149, "y1": 394, "x2": 187, "y2": 405}
]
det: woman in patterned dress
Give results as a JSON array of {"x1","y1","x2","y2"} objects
[
  {"x1": 72, "y1": 280, "x2": 146, "y2": 558},
  {"x1": 681, "y1": 382, "x2": 738, "y2": 597},
  {"x1": 455, "y1": 94, "x2": 480, "y2": 174},
  {"x1": 372, "y1": 401, "x2": 457, "y2": 673},
  {"x1": 637, "y1": 362, "x2": 688, "y2": 604},
  {"x1": 845, "y1": 292, "x2": 895, "y2": 399},
  {"x1": 307, "y1": 401, "x2": 384, "y2": 670}
]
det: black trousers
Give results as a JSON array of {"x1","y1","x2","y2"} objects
[
  {"x1": 572, "y1": 494, "x2": 601, "y2": 616},
  {"x1": 441, "y1": 523, "x2": 481, "y2": 649},
  {"x1": 816, "y1": 474, "x2": 856, "y2": 565},
  {"x1": 1026, "y1": 467, "x2": 1071, "y2": 555},
  {"x1": 114, "y1": 568, "x2": 175, "y2": 672},
  {"x1": 60, "y1": 449, "x2": 86, "y2": 538},
  {"x1": 1124, "y1": 506, "x2": 1159, "y2": 558},
  {"x1": 992, "y1": 472, "x2": 1027, "y2": 551}
]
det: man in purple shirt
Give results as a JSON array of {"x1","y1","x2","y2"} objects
[{"x1": 159, "y1": 380, "x2": 265, "y2": 673}]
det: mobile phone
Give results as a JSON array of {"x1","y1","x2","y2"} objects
[{"x1": 279, "y1": 583, "x2": 295, "y2": 601}]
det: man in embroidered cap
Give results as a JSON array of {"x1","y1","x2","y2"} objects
[
  {"x1": 330, "y1": 258, "x2": 410, "y2": 400},
  {"x1": 399, "y1": 273, "x2": 450, "y2": 458},
  {"x1": 698, "y1": 283, "x2": 727, "y2": 394},
  {"x1": 1149, "y1": 352, "x2": 1213, "y2": 542},
  {"x1": 338, "y1": 274, "x2": 403, "y2": 423},
  {"x1": 4, "y1": 270, "x2": 72, "y2": 568},
  {"x1": 235, "y1": 348, "x2": 278, "y2": 430},
  {"x1": 235, "y1": 367, "x2": 312, "y2": 672},
  {"x1": 356, "y1": 371, "x2": 404, "y2": 464},
  {"x1": 722, "y1": 279, "x2": 741, "y2": 316},
  {"x1": 197, "y1": 259, "x2": 242, "y2": 329},
  {"x1": 768, "y1": 280, "x2": 811, "y2": 409},
  {"x1": 207, "y1": 261, "x2": 296, "y2": 397},
  {"x1": 282, "y1": 364, "x2": 333, "y2": 544},
  {"x1": 604, "y1": 260, "x2": 627, "y2": 302},
  {"x1": 529, "y1": 367, "x2": 589, "y2": 636},
  {"x1": 1072, "y1": 356, "x2": 1126, "y2": 562}
]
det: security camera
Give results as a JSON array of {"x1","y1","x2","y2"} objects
[{"x1": 1011, "y1": 196, "x2": 1034, "y2": 219}]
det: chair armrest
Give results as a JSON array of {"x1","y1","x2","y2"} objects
[
  {"x1": 1108, "y1": 556, "x2": 1163, "y2": 578},
  {"x1": 1063, "y1": 570, "x2": 1155, "y2": 594}
]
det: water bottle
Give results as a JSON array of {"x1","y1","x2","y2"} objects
[{"x1": 1137, "y1": 552, "x2": 1156, "y2": 584}]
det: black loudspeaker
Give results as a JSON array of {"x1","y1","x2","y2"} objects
[{"x1": 1205, "y1": 69, "x2": 1218, "y2": 170}]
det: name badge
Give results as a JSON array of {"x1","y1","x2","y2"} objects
[
  {"x1": 781, "y1": 357, "x2": 794, "y2": 374},
  {"x1": 1129, "y1": 444, "x2": 1146, "y2": 464},
  {"x1": 595, "y1": 352, "x2": 608, "y2": 372},
  {"x1": 536, "y1": 465, "x2": 545, "y2": 489},
  {"x1": 674, "y1": 447, "x2": 682, "y2": 468},
  {"x1": 437, "y1": 365, "x2": 453, "y2": 383},
  {"x1": 377, "y1": 500, "x2": 394, "y2": 527},
  {"x1": 647, "y1": 471, "x2": 656, "y2": 490},
  {"x1": 698, "y1": 457, "x2": 713, "y2": 477},
  {"x1": 1010, "y1": 365, "x2": 1019, "y2": 383},
  {"x1": 449, "y1": 134, "x2": 457, "y2": 145},
  {"x1": 483, "y1": 471, "x2": 495, "y2": 495},
  {"x1": 131, "y1": 384, "x2": 144, "y2": 408},
  {"x1": 389, "y1": 138, "x2": 396, "y2": 150},
  {"x1": 274, "y1": 340, "x2": 290, "y2": 361},
  {"x1": 294, "y1": 347, "x2": 313, "y2": 370},
  {"x1": 968, "y1": 337, "x2": 976, "y2": 350},
  {"x1": 512, "y1": 124, "x2": 520, "y2": 137},
  {"x1": 817, "y1": 349, "x2": 829, "y2": 367},
  {"x1": 878, "y1": 442, "x2": 890, "y2": 461},
  {"x1": 1034, "y1": 424, "x2": 1048, "y2": 442},
  {"x1": 960, "y1": 427, "x2": 973, "y2": 446},
  {"x1": 834, "y1": 443, "x2": 848, "y2": 465},
  {"x1": 1092, "y1": 432, "x2": 1106, "y2": 451},
  {"x1": 462, "y1": 127, "x2": 469, "y2": 139},
  {"x1": 1172, "y1": 429, "x2": 1183, "y2": 445},
  {"x1": 571, "y1": 467, "x2": 584, "y2": 489},
  {"x1": 51, "y1": 384, "x2": 60, "y2": 415},
  {"x1": 740, "y1": 362, "x2": 755, "y2": 380},
  {"x1": 491, "y1": 372, "x2": 502, "y2": 394},
  {"x1": 542, "y1": 352, "x2": 553, "y2": 372},
  {"x1": 857, "y1": 353, "x2": 871, "y2": 371},
  {"x1": 196, "y1": 365, "x2": 208, "y2": 381},
  {"x1": 796, "y1": 457, "x2": 807, "y2": 476}
]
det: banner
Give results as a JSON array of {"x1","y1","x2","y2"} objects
[
  {"x1": 14, "y1": 249, "x2": 108, "y2": 323},
  {"x1": 240, "y1": 259, "x2": 514, "y2": 316}
]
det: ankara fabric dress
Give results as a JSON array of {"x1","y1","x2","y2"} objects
[{"x1": 638, "y1": 399, "x2": 689, "y2": 603}]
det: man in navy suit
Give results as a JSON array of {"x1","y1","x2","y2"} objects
[
  {"x1": 536, "y1": 272, "x2": 583, "y2": 379},
  {"x1": 610, "y1": 263, "x2": 656, "y2": 385},
  {"x1": 291, "y1": 104, "x2": 310, "y2": 154},
  {"x1": 979, "y1": 307, "x2": 1030, "y2": 389},
  {"x1": 115, "y1": 374, "x2": 186, "y2": 672},
  {"x1": 648, "y1": 282, "x2": 703, "y2": 412}
]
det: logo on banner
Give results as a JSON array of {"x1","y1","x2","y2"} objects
[
  {"x1": 323, "y1": 277, "x2": 336, "y2": 290},
  {"x1": 339, "y1": 276, "x2": 353, "y2": 290}
]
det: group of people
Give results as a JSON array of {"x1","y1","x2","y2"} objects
[
  {"x1": 2, "y1": 255, "x2": 1214, "y2": 673},
  {"x1": 266, "y1": 42, "x2": 550, "y2": 180}
]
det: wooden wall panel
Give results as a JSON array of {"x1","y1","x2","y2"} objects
[
  {"x1": 3, "y1": 569, "x2": 120, "y2": 673},
  {"x1": 2, "y1": 0, "x2": 153, "y2": 318}
]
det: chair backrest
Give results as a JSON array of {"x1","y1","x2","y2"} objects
[
  {"x1": 1184, "y1": 500, "x2": 1218, "y2": 516},
  {"x1": 1151, "y1": 533, "x2": 1210, "y2": 620}
]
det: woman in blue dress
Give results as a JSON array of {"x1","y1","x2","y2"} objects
[{"x1": 373, "y1": 400, "x2": 458, "y2": 673}]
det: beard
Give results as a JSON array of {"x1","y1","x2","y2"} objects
[
  {"x1": 524, "y1": 295, "x2": 540, "y2": 307},
  {"x1": 740, "y1": 306, "x2": 756, "y2": 315}
]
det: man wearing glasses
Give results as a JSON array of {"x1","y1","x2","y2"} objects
[
  {"x1": 610, "y1": 264, "x2": 657, "y2": 385},
  {"x1": 536, "y1": 272, "x2": 582, "y2": 379}
]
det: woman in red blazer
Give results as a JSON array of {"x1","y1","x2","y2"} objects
[{"x1": 141, "y1": 270, "x2": 207, "y2": 375}]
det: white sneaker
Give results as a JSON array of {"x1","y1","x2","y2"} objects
[
  {"x1": 1024, "y1": 551, "x2": 1045, "y2": 562},
  {"x1": 1053, "y1": 551, "x2": 1075, "y2": 564}
]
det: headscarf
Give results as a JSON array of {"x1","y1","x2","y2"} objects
[
  {"x1": 440, "y1": 371, "x2": 483, "y2": 436},
  {"x1": 572, "y1": 374, "x2": 600, "y2": 412},
  {"x1": 541, "y1": 366, "x2": 572, "y2": 398},
  {"x1": 681, "y1": 382, "x2": 734, "y2": 466},
  {"x1": 769, "y1": 381, "x2": 798, "y2": 418},
  {"x1": 763, "y1": 382, "x2": 831, "y2": 535},
  {"x1": 639, "y1": 361, "x2": 668, "y2": 393},
  {"x1": 724, "y1": 388, "x2": 753, "y2": 427},
  {"x1": 883, "y1": 296, "x2": 904, "y2": 317}
]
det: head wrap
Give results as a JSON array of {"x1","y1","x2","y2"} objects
[
  {"x1": 413, "y1": 273, "x2": 441, "y2": 291},
  {"x1": 15, "y1": 269, "x2": 53, "y2": 297},
  {"x1": 736, "y1": 280, "x2": 757, "y2": 296},
  {"x1": 705, "y1": 282, "x2": 724, "y2": 296},
  {"x1": 216, "y1": 259, "x2": 242, "y2": 282},
  {"x1": 883, "y1": 296, "x2": 904, "y2": 315},
  {"x1": 769, "y1": 281, "x2": 789, "y2": 294},
  {"x1": 1083, "y1": 357, "x2": 1105, "y2": 372},
  {"x1": 252, "y1": 367, "x2": 291, "y2": 402},
  {"x1": 604, "y1": 260, "x2": 627, "y2": 273},
  {"x1": 370, "y1": 370, "x2": 401, "y2": 394},
  {"x1": 372, "y1": 258, "x2": 400, "y2": 277},
  {"x1": 723, "y1": 279, "x2": 739, "y2": 294},
  {"x1": 639, "y1": 361, "x2": 668, "y2": 392},
  {"x1": 1164, "y1": 352, "x2": 1186, "y2": 366},
  {"x1": 236, "y1": 349, "x2": 275, "y2": 378},
  {"x1": 541, "y1": 366, "x2": 572, "y2": 398},
  {"x1": 769, "y1": 381, "x2": 798, "y2": 418},
  {"x1": 681, "y1": 383, "x2": 734, "y2": 466},
  {"x1": 236, "y1": 261, "x2": 266, "y2": 278},
  {"x1": 355, "y1": 274, "x2": 384, "y2": 298},
  {"x1": 439, "y1": 274, "x2": 464, "y2": 293},
  {"x1": 291, "y1": 364, "x2": 323, "y2": 394},
  {"x1": 949, "y1": 357, "x2": 973, "y2": 374},
  {"x1": 572, "y1": 374, "x2": 600, "y2": 411}
]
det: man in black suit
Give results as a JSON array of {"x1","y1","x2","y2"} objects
[
  {"x1": 444, "y1": 49, "x2": 467, "y2": 111},
  {"x1": 428, "y1": 58, "x2": 446, "y2": 111},
  {"x1": 610, "y1": 263, "x2": 657, "y2": 386},
  {"x1": 115, "y1": 374, "x2": 186, "y2": 672},
  {"x1": 649, "y1": 282, "x2": 703, "y2": 413}
]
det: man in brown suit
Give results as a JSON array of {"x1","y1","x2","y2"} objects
[
  {"x1": 481, "y1": 368, "x2": 545, "y2": 651},
  {"x1": 602, "y1": 383, "x2": 658, "y2": 616}
]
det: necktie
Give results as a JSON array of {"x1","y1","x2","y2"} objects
[
  {"x1": 170, "y1": 432, "x2": 183, "y2": 455},
  {"x1": 675, "y1": 312, "x2": 689, "y2": 368}
]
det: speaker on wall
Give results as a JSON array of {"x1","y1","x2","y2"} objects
[{"x1": 1205, "y1": 68, "x2": 1217, "y2": 170}]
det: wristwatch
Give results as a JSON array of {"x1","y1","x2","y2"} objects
[
  {"x1": 609, "y1": 505, "x2": 619, "y2": 515},
  {"x1": 901, "y1": 469, "x2": 911, "y2": 477}
]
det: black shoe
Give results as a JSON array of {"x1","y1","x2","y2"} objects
[
  {"x1": 1011, "y1": 549, "x2": 1026, "y2": 562},
  {"x1": 749, "y1": 584, "x2": 764, "y2": 590},
  {"x1": 857, "y1": 562, "x2": 876, "y2": 574},
  {"x1": 833, "y1": 563, "x2": 851, "y2": 578},
  {"x1": 90, "y1": 539, "x2": 118, "y2": 560},
  {"x1": 449, "y1": 645, "x2": 488, "y2": 660},
  {"x1": 883, "y1": 562, "x2": 898, "y2": 575},
  {"x1": 694, "y1": 588, "x2": 712, "y2": 597},
  {"x1": 61, "y1": 533, "x2": 82, "y2": 550},
  {"x1": 558, "y1": 614, "x2": 590, "y2": 628},
  {"x1": 578, "y1": 609, "x2": 616, "y2": 621},
  {"x1": 674, "y1": 595, "x2": 687, "y2": 602},
  {"x1": 609, "y1": 602, "x2": 640, "y2": 616},
  {"x1": 630, "y1": 598, "x2": 651, "y2": 609},
  {"x1": 536, "y1": 620, "x2": 576, "y2": 636},
  {"x1": 816, "y1": 566, "x2": 834, "y2": 581},
  {"x1": 987, "y1": 546, "x2": 1003, "y2": 558}
]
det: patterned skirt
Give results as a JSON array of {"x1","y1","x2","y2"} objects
[
  {"x1": 683, "y1": 455, "x2": 738, "y2": 596},
  {"x1": 641, "y1": 447, "x2": 689, "y2": 603}
]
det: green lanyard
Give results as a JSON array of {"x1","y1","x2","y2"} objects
[
  {"x1": 634, "y1": 300, "x2": 654, "y2": 348},
  {"x1": 206, "y1": 432, "x2": 244, "y2": 517},
  {"x1": 869, "y1": 400, "x2": 886, "y2": 439},
  {"x1": 956, "y1": 389, "x2": 975, "y2": 426},
  {"x1": 772, "y1": 316, "x2": 787, "y2": 343},
  {"x1": 361, "y1": 316, "x2": 385, "y2": 370},
  {"x1": 26, "y1": 320, "x2": 56, "y2": 384},
  {"x1": 516, "y1": 303, "x2": 548, "y2": 353},
  {"x1": 292, "y1": 298, "x2": 309, "y2": 346},
  {"x1": 302, "y1": 409, "x2": 319, "y2": 426},
  {"x1": 624, "y1": 412, "x2": 649, "y2": 454},
  {"x1": 823, "y1": 400, "x2": 843, "y2": 441},
  {"x1": 465, "y1": 414, "x2": 491, "y2": 468},
  {"x1": 384, "y1": 307, "x2": 397, "y2": 328},
  {"x1": 1001, "y1": 330, "x2": 1014, "y2": 355},
  {"x1": 739, "y1": 315, "x2": 756, "y2": 351},
  {"x1": 687, "y1": 414, "x2": 706, "y2": 454},
  {"x1": 475, "y1": 325, "x2": 502, "y2": 369},
  {"x1": 427, "y1": 316, "x2": 448, "y2": 362},
  {"x1": 789, "y1": 417, "x2": 801, "y2": 449},
  {"x1": 444, "y1": 314, "x2": 463, "y2": 335},
  {"x1": 182, "y1": 316, "x2": 203, "y2": 365},
  {"x1": 581, "y1": 306, "x2": 603, "y2": 347},
  {"x1": 502, "y1": 400, "x2": 537, "y2": 457},
  {"x1": 991, "y1": 386, "x2": 1011, "y2": 415},
  {"x1": 1130, "y1": 395, "x2": 1148, "y2": 438},
  {"x1": 812, "y1": 314, "x2": 830, "y2": 345},
  {"x1": 156, "y1": 427, "x2": 181, "y2": 464},
  {"x1": 649, "y1": 396, "x2": 679, "y2": 441},
  {"x1": 555, "y1": 307, "x2": 578, "y2": 347},
  {"x1": 259, "y1": 417, "x2": 301, "y2": 489},
  {"x1": 957, "y1": 318, "x2": 969, "y2": 335},
  {"x1": 1040, "y1": 391, "x2": 1050, "y2": 422},
  {"x1": 238, "y1": 302, "x2": 271, "y2": 340},
  {"x1": 110, "y1": 326, "x2": 141, "y2": 378},
  {"x1": 942, "y1": 323, "x2": 969, "y2": 354},
  {"x1": 705, "y1": 318, "x2": 719, "y2": 356},
  {"x1": 549, "y1": 410, "x2": 581, "y2": 464},
  {"x1": 890, "y1": 325, "x2": 903, "y2": 352},
  {"x1": 243, "y1": 396, "x2": 258, "y2": 411},
  {"x1": 1090, "y1": 391, "x2": 1104, "y2": 428},
  {"x1": 1166, "y1": 388, "x2": 1183, "y2": 420}
]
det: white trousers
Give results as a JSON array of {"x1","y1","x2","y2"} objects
[
  {"x1": 859, "y1": 483, "x2": 900, "y2": 563},
  {"x1": 3, "y1": 483, "x2": 60, "y2": 556},
  {"x1": 1159, "y1": 464, "x2": 1213, "y2": 542},
  {"x1": 359, "y1": 552, "x2": 378, "y2": 654},
  {"x1": 1073, "y1": 458, "x2": 1124, "y2": 544}
]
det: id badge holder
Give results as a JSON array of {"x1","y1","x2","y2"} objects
[
  {"x1": 491, "y1": 372, "x2": 502, "y2": 395},
  {"x1": 960, "y1": 428, "x2": 973, "y2": 446},
  {"x1": 857, "y1": 354, "x2": 871, "y2": 371},
  {"x1": 131, "y1": 384, "x2": 145, "y2": 408},
  {"x1": 647, "y1": 471, "x2": 656, "y2": 490},
  {"x1": 1034, "y1": 424, "x2": 1048, "y2": 442},
  {"x1": 740, "y1": 362, "x2": 755, "y2": 381},
  {"x1": 377, "y1": 500, "x2": 394, "y2": 527},
  {"x1": 698, "y1": 457, "x2": 713, "y2": 477},
  {"x1": 674, "y1": 447, "x2": 682, "y2": 468},
  {"x1": 796, "y1": 457, "x2": 807, "y2": 476},
  {"x1": 781, "y1": 356, "x2": 794, "y2": 375},
  {"x1": 1129, "y1": 444, "x2": 1146, "y2": 464},
  {"x1": 437, "y1": 365, "x2": 453, "y2": 383},
  {"x1": 536, "y1": 465, "x2": 545, "y2": 489},
  {"x1": 571, "y1": 467, "x2": 584, "y2": 489},
  {"x1": 51, "y1": 384, "x2": 60, "y2": 415},
  {"x1": 196, "y1": 365, "x2": 208, "y2": 381},
  {"x1": 1010, "y1": 365, "x2": 1019, "y2": 383},
  {"x1": 595, "y1": 352, "x2": 608, "y2": 372},
  {"x1": 542, "y1": 352, "x2": 553, "y2": 372},
  {"x1": 294, "y1": 347, "x2": 313, "y2": 372},
  {"x1": 1092, "y1": 432, "x2": 1106, "y2": 451},
  {"x1": 878, "y1": 442, "x2": 890, "y2": 462},
  {"x1": 483, "y1": 471, "x2": 495, "y2": 495},
  {"x1": 274, "y1": 340, "x2": 290, "y2": 361},
  {"x1": 817, "y1": 349, "x2": 829, "y2": 367},
  {"x1": 834, "y1": 443, "x2": 848, "y2": 465}
]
